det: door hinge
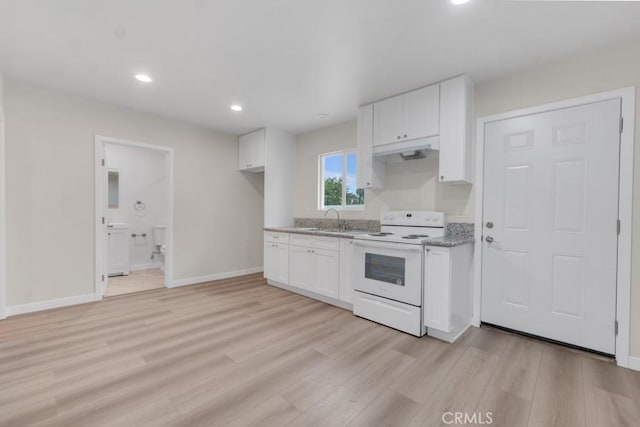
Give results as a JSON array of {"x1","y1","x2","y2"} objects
[
  {"x1": 102, "y1": 274, "x2": 105, "y2": 282},
  {"x1": 619, "y1": 117, "x2": 624, "y2": 134},
  {"x1": 102, "y1": 216, "x2": 105, "y2": 225},
  {"x1": 615, "y1": 320, "x2": 619, "y2": 335},
  {"x1": 101, "y1": 158, "x2": 105, "y2": 166},
  {"x1": 617, "y1": 219, "x2": 621, "y2": 235}
]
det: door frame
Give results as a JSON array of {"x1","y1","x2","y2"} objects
[
  {"x1": 94, "y1": 135, "x2": 175, "y2": 297},
  {"x1": 473, "y1": 87, "x2": 635, "y2": 368},
  {"x1": 0, "y1": 112, "x2": 6, "y2": 319}
]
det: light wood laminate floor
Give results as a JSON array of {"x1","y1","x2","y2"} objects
[
  {"x1": 105, "y1": 268, "x2": 165, "y2": 297},
  {"x1": 1, "y1": 273, "x2": 639, "y2": 426}
]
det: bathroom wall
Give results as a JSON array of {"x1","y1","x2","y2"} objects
[{"x1": 105, "y1": 143, "x2": 170, "y2": 270}]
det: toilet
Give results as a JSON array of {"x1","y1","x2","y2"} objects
[{"x1": 152, "y1": 225, "x2": 167, "y2": 271}]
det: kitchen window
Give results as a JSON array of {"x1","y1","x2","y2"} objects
[{"x1": 319, "y1": 150, "x2": 364, "y2": 210}]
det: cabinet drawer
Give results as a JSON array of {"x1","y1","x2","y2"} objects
[
  {"x1": 312, "y1": 236, "x2": 340, "y2": 251},
  {"x1": 353, "y1": 292, "x2": 423, "y2": 336},
  {"x1": 264, "y1": 231, "x2": 289, "y2": 244},
  {"x1": 289, "y1": 233, "x2": 314, "y2": 247}
]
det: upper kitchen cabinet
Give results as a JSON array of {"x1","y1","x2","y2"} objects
[
  {"x1": 439, "y1": 75, "x2": 474, "y2": 184},
  {"x1": 357, "y1": 105, "x2": 385, "y2": 189},
  {"x1": 238, "y1": 128, "x2": 296, "y2": 227},
  {"x1": 358, "y1": 75, "x2": 474, "y2": 187},
  {"x1": 238, "y1": 129, "x2": 266, "y2": 172},
  {"x1": 373, "y1": 84, "x2": 439, "y2": 147}
]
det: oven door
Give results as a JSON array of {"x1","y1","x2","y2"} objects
[{"x1": 353, "y1": 240, "x2": 423, "y2": 306}]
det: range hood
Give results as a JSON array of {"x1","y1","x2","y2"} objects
[{"x1": 372, "y1": 135, "x2": 439, "y2": 162}]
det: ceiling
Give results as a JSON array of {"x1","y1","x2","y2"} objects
[{"x1": 1, "y1": 0, "x2": 640, "y2": 135}]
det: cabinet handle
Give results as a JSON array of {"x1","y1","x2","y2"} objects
[
  {"x1": 440, "y1": 175, "x2": 444, "y2": 180},
  {"x1": 366, "y1": 182, "x2": 370, "y2": 186},
  {"x1": 397, "y1": 136, "x2": 401, "y2": 140},
  {"x1": 404, "y1": 134, "x2": 407, "y2": 138}
]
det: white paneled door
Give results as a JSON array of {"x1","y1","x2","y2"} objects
[{"x1": 481, "y1": 99, "x2": 621, "y2": 354}]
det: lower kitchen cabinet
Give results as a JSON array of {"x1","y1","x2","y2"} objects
[
  {"x1": 289, "y1": 245, "x2": 339, "y2": 298},
  {"x1": 288, "y1": 245, "x2": 314, "y2": 290},
  {"x1": 264, "y1": 232, "x2": 350, "y2": 306},
  {"x1": 424, "y1": 244, "x2": 473, "y2": 341},
  {"x1": 339, "y1": 239, "x2": 355, "y2": 304},
  {"x1": 312, "y1": 248, "x2": 340, "y2": 298},
  {"x1": 263, "y1": 241, "x2": 289, "y2": 284}
]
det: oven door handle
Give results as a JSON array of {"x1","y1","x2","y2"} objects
[{"x1": 352, "y1": 240, "x2": 423, "y2": 252}]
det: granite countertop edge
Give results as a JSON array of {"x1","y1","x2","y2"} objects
[
  {"x1": 264, "y1": 227, "x2": 475, "y2": 246},
  {"x1": 424, "y1": 236, "x2": 475, "y2": 247},
  {"x1": 263, "y1": 227, "x2": 361, "y2": 238}
]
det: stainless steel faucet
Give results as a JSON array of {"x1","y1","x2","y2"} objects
[{"x1": 324, "y1": 208, "x2": 343, "y2": 230}]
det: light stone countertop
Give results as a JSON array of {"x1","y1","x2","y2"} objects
[{"x1": 264, "y1": 227, "x2": 474, "y2": 246}]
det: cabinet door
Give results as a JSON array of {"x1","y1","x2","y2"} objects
[
  {"x1": 439, "y1": 76, "x2": 473, "y2": 183},
  {"x1": 424, "y1": 247, "x2": 451, "y2": 332},
  {"x1": 108, "y1": 228, "x2": 129, "y2": 275},
  {"x1": 264, "y1": 242, "x2": 289, "y2": 284},
  {"x1": 373, "y1": 95, "x2": 404, "y2": 146},
  {"x1": 357, "y1": 105, "x2": 385, "y2": 189},
  {"x1": 238, "y1": 129, "x2": 265, "y2": 171},
  {"x1": 313, "y1": 249, "x2": 340, "y2": 299},
  {"x1": 404, "y1": 84, "x2": 439, "y2": 141},
  {"x1": 289, "y1": 246, "x2": 314, "y2": 290},
  {"x1": 339, "y1": 239, "x2": 355, "y2": 304}
]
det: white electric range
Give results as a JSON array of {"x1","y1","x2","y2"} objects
[{"x1": 351, "y1": 211, "x2": 446, "y2": 336}]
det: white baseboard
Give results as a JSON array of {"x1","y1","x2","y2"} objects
[
  {"x1": 267, "y1": 279, "x2": 353, "y2": 311},
  {"x1": 169, "y1": 267, "x2": 264, "y2": 288},
  {"x1": 130, "y1": 263, "x2": 162, "y2": 272},
  {"x1": 7, "y1": 293, "x2": 101, "y2": 316},
  {"x1": 628, "y1": 356, "x2": 640, "y2": 372}
]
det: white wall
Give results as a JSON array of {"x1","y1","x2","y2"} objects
[
  {"x1": 4, "y1": 79, "x2": 264, "y2": 306},
  {"x1": 293, "y1": 37, "x2": 640, "y2": 357},
  {"x1": 293, "y1": 120, "x2": 473, "y2": 223},
  {"x1": 105, "y1": 143, "x2": 169, "y2": 270}
]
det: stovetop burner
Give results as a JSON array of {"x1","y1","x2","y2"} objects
[
  {"x1": 402, "y1": 234, "x2": 431, "y2": 239},
  {"x1": 368, "y1": 232, "x2": 394, "y2": 237}
]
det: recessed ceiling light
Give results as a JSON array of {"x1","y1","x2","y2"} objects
[
  {"x1": 134, "y1": 74, "x2": 152, "y2": 83},
  {"x1": 230, "y1": 105, "x2": 243, "y2": 112},
  {"x1": 317, "y1": 113, "x2": 329, "y2": 119},
  {"x1": 451, "y1": 0, "x2": 470, "y2": 4}
]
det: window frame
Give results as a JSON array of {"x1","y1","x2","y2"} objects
[{"x1": 318, "y1": 149, "x2": 365, "y2": 211}]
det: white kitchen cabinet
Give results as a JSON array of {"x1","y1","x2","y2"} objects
[
  {"x1": 312, "y1": 248, "x2": 340, "y2": 299},
  {"x1": 424, "y1": 247, "x2": 451, "y2": 332},
  {"x1": 108, "y1": 226, "x2": 130, "y2": 276},
  {"x1": 373, "y1": 83, "x2": 439, "y2": 147},
  {"x1": 288, "y1": 236, "x2": 340, "y2": 299},
  {"x1": 356, "y1": 105, "x2": 385, "y2": 189},
  {"x1": 438, "y1": 75, "x2": 474, "y2": 184},
  {"x1": 424, "y1": 244, "x2": 473, "y2": 342},
  {"x1": 289, "y1": 245, "x2": 314, "y2": 290},
  {"x1": 373, "y1": 95, "x2": 404, "y2": 147},
  {"x1": 238, "y1": 128, "x2": 296, "y2": 227},
  {"x1": 238, "y1": 129, "x2": 265, "y2": 172},
  {"x1": 339, "y1": 239, "x2": 355, "y2": 304},
  {"x1": 404, "y1": 85, "x2": 440, "y2": 140},
  {"x1": 264, "y1": 241, "x2": 289, "y2": 284}
]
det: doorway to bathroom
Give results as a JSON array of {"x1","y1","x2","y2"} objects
[{"x1": 95, "y1": 135, "x2": 174, "y2": 298}]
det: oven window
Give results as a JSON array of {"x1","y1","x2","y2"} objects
[{"x1": 365, "y1": 253, "x2": 406, "y2": 286}]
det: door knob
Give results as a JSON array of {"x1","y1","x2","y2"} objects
[
  {"x1": 485, "y1": 236, "x2": 494, "y2": 243},
  {"x1": 486, "y1": 221, "x2": 494, "y2": 229}
]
